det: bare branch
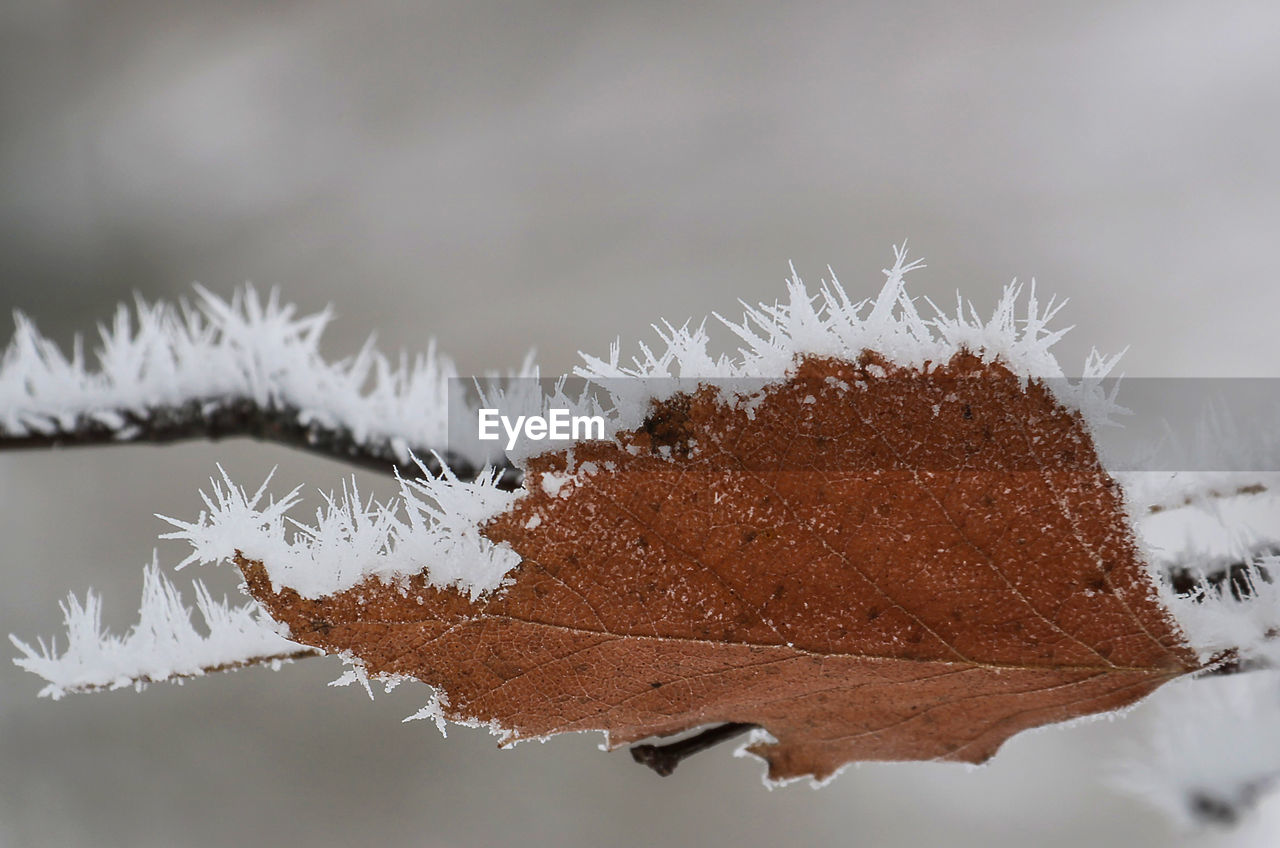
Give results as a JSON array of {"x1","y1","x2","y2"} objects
[{"x1": 629, "y1": 723, "x2": 757, "y2": 776}]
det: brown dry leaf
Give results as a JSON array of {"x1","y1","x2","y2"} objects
[{"x1": 237, "y1": 351, "x2": 1198, "y2": 783}]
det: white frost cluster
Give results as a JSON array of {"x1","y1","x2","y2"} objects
[
  {"x1": 1137, "y1": 486, "x2": 1280, "y2": 665},
  {"x1": 1177, "y1": 555, "x2": 1280, "y2": 669},
  {"x1": 9, "y1": 559, "x2": 300, "y2": 699},
  {"x1": 0, "y1": 285, "x2": 522, "y2": 468},
  {"x1": 573, "y1": 246, "x2": 1125, "y2": 437},
  {"x1": 12, "y1": 458, "x2": 522, "y2": 695},
  {"x1": 158, "y1": 461, "x2": 523, "y2": 600}
]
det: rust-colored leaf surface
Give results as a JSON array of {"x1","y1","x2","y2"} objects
[{"x1": 238, "y1": 352, "x2": 1198, "y2": 782}]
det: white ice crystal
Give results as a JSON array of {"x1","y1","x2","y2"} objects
[
  {"x1": 574, "y1": 246, "x2": 1125, "y2": 438},
  {"x1": 0, "y1": 285, "x2": 522, "y2": 468},
  {"x1": 157, "y1": 459, "x2": 523, "y2": 601},
  {"x1": 9, "y1": 558, "x2": 302, "y2": 699},
  {"x1": 1133, "y1": 480, "x2": 1280, "y2": 666},
  {"x1": 403, "y1": 690, "x2": 451, "y2": 736}
]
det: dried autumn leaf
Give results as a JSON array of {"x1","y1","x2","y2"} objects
[{"x1": 237, "y1": 350, "x2": 1198, "y2": 783}]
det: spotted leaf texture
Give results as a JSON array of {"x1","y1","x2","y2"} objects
[{"x1": 238, "y1": 352, "x2": 1197, "y2": 783}]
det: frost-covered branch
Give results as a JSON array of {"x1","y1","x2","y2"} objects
[
  {"x1": 1145, "y1": 482, "x2": 1280, "y2": 607},
  {"x1": 9, "y1": 457, "x2": 523, "y2": 697},
  {"x1": 1165, "y1": 546, "x2": 1277, "y2": 606},
  {"x1": 10, "y1": 560, "x2": 318, "y2": 699},
  {"x1": 0, "y1": 286, "x2": 523, "y2": 485},
  {"x1": 1138, "y1": 479, "x2": 1280, "y2": 674}
]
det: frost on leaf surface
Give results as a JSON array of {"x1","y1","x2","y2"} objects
[{"x1": 10, "y1": 252, "x2": 1215, "y2": 783}]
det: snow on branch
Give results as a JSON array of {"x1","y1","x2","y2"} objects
[
  {"x1": 10, "y1": 559, "x2": 316, "y2": 699},
  {"x1": 0, "y1": 285, "x2": 525, "y2": 483}
]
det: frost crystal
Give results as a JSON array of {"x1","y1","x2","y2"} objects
[
  {"x1": 573, "y1": 246, "x2": 1125, "y2": 437},
  {"x1": 10, "y1": 559, "x2": 302, "y2": 699},
  {"x1": 0, "y1": 285, "x2": 523, "y2": 469},
  {"x1": 158, "y1": 459, "x2": 522, "y2": 600},
  {"x1": 1137, "y1": 485, "x2": 1280, "y2": 665}
]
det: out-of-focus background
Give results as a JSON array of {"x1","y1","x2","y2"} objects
[{"x1": 3, "y1": 2, "x2": 1280, "y2": 846}]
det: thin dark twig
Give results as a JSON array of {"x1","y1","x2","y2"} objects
[
  {"x1": 629, "y1": 722, "x2": 758, "y2": 776},
  {"x1": 52, "y1": 647, "x2": 322, "y2": 696},
  {"x1": 0, "y1": 398, "x2": 522, "y2": 489},
  {"x1": 1146, "y1": 483, "x2": 1269, "y2": 514}
]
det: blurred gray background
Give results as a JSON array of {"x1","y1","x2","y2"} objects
[{"x1": 3, "y1": 1, "x2": 1280, "y2": 846}]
